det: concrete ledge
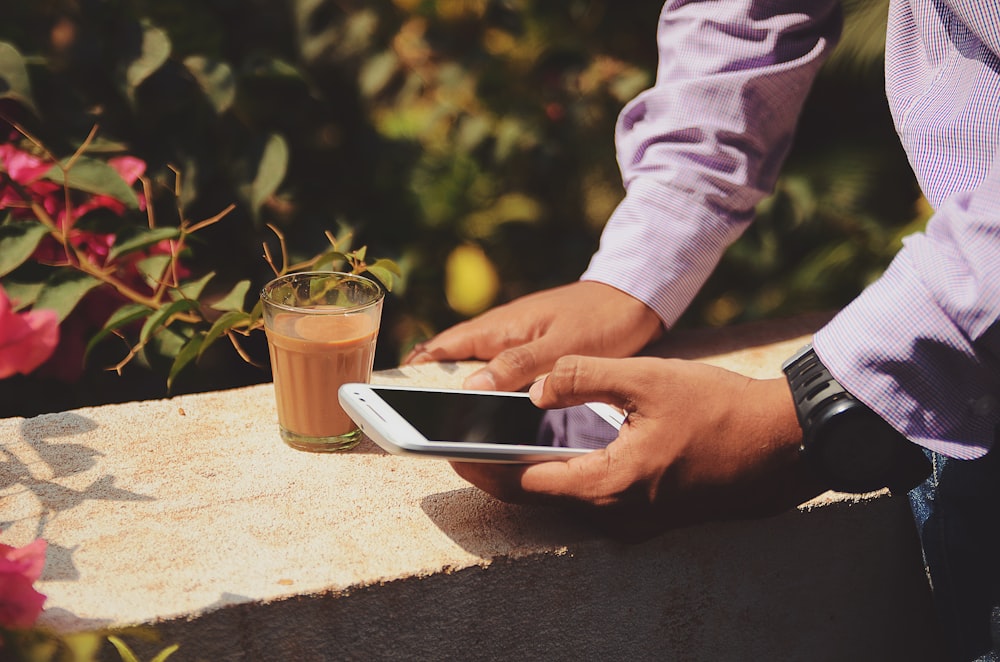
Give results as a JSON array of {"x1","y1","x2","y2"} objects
[{"x1": 1, "y1": 314, "x2": 945, "y2": 660}]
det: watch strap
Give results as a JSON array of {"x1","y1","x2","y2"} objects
[
  {"x1": 782, "y1": 343, "x2": 931, "y2": 493},
  {"x1": 782, "y1": 343, "x2": 851, "y2": 434}
]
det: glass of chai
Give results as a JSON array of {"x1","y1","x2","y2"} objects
[{"x1": 260, "y1": 271, "x2": 384, "y2": 452}]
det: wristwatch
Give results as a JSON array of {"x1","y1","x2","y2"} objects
[{"x1": 782, "y1": 344, "x2": 931, "y2": 494}]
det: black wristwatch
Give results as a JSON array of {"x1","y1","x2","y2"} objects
[{"x1": 782, "y1": 344, "x2": 931, "y2": 494}]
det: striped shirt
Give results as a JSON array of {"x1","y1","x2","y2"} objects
[{"x1": 581, "y1": 0, "x2": 1000, "y2": 459}]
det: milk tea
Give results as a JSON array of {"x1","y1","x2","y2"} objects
[{"x1": 266, "y1": 312, "x2": 377, "y2": 439}]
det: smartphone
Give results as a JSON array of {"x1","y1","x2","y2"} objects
[{"x1": 338, "y1": 383, "x2": 624, "y2": 462}]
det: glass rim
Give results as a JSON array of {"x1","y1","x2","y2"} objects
[{"x1": 260, "y1": 270, "x2": 385, "y2": 315}]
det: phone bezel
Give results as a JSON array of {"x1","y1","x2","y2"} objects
[{"x1": 337, "y1": 383, "x2": 623, "y2": 463}]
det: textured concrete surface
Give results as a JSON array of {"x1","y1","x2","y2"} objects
[{"x1": 0, "y1": 313, "x2": 945, "y2": 660}]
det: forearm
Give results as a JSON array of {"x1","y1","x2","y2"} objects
[
  {"x1": 814, "y1": 169, "x2": 1000, "y2": 459},
  {"x1": 584, "y1": 0, "x2": 842, "y2": 327}
]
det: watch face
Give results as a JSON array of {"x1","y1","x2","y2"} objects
[{"x1": 812, "y1": 404, "x2": 899, "y2": 492}]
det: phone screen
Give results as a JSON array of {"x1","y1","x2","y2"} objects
[{"x1": 371, "y1": 387, "x2": 619, "y2": 450}]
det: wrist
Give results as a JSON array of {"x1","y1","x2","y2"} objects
[
  {"x1": 736, "y1": 377, "x2": 806, "y2": 472},
  {"x1": 782, "y1": 344, "x2": 931, "y2": 493},
  {"x1": 741, "y1": 376, "x2": 827, "y2": 505}
]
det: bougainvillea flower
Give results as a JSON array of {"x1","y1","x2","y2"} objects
[
  {"x1": 0, "y1": 285, "x2": 59, "y2": 379},
  {"x1": 0, "y1": 143, "x2": 51, "y2": 182},
  {"x1": 108, "y1": 155, "x2": 146, "y2": 186},
  {"x1": 1, "y1": 142, "x2": 147, "y2": 230},
  {"x1": 0, "y1": 142, "x2": 59, "y2": 216},
  {"x1": 0, "y1": 537, "x2": 47, "y2": 629}
]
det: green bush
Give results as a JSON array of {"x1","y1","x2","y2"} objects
[{"x1": 0, "y1": 0, "x2": 920, "y2": 416}]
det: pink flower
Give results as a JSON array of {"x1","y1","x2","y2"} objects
[
  {"x1": 1, "y1": 141, "x2": 147, "y2": 234},
  {"x1": 108, "y1": 155, "x2": 146, "y2": 185},
  {"x1": 0, "y1": 143, "x2": 59, "y2": 217},
  {"x1": 0, "y1": 285, "x2": 59, "y2": 379},
  {"x1": 0, "y1": 538, "x2": 47, "y2": 629}
]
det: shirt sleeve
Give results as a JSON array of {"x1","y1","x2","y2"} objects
[
  {"x1": 581, "y1": 0, "x2": 843, "y2": 328},
  {"x1": 813, "y1": 161, "x2": 1000, "y2": 459},
  {"x1": 813, "y1": 0, "x2": 1000, "y2": 459}
]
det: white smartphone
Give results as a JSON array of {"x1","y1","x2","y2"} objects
[{"x1": 338, "y1": 383, "x2": 625, "y2": 462}]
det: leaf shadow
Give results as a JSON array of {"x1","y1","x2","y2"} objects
[{"x1": 4, "y1": 412, "x2": 156, "y2": 581}]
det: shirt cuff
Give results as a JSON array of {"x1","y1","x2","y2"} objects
[{"x1": 581, "y1": 177, "x2": 751, "y2": 329}]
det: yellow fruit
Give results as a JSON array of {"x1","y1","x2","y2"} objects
[{"x1": 444, "y1": 243, "x2": 500, "y2": 316}]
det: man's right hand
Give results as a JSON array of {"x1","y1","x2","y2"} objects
[{"x1": 402, "y1": 281, "x2": 664, "y2": 392}]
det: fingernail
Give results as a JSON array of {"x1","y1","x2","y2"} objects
[
  {"x1": 464, "y1": 370, "x2": 496, "y2": 391},
  {"x1": 528, "y1": 376, "x2": 546, "y2": 402},
  {"x1": 403, "y1": 343, "x2": 428, "y2": 365}
]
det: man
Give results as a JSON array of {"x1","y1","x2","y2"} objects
[{"x1": 406, "y1": 1, "x2": 1000, "y2": 657}]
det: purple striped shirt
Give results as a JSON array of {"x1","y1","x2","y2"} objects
[{"x1": 582, "y1": 0, "x2": 1000, "y2": 459}]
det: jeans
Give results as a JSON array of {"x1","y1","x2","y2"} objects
[{"x1": 909, "y1": 447, "x2": 1000, "y2": 661}]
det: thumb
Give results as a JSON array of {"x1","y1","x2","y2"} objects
[{"x1": 528, "y1": 355, "x2": 639, "y2": 412}]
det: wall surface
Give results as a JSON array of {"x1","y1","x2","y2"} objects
[{"x1": 0, "y1": 313, "x2": 946, "y2": 661}]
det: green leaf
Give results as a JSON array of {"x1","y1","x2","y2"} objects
[
  {"x1": 248, "y1": 298, "x2": 264, "y2": 325},
  {"x1": 60, "y1": 632, "x2": 104, "y2": 660},
  {"x1": 358, "y1": 50, "x2": 398, "y2": 98},
  {"x1": 368, "y1": 257, "x2": 400, "y2": 276},
  {"x1": 151, "y1": 643, "x2": 181, "y2": 662},
  {"x1": 243, "y1": 54, "x2": 305, "y2": 81},
  {"x1": 1, "y1": 280, "x2": 44, "y2": 311},
  {"x1": 147, "y1": 324, "x2": 190, "y2": 363},
  {"x1": 35, "y1": 271, "x2": 101, "y2": 322},
  {"x1": 0, "y1": 41, "x2": 37, "y2": 113},
  {"x1": 139, "y1": 298, "x2": 200, "y2": 345},
  {"x1": 107, "y1": 636, "x2": 141, "y2": 662},
  {"x1": 84, "y1": 302, "x2": 152, "y2": 361},
  {"x1": 108, "y1": 227, "x2": 181, "y2": 261},
  {"x1": 313, "y1": 250, "x2": 350, "y2": 271},
  {"x1": 210, "y1": 279, "x2": 251, "y2": 312},
  {"x1": 121, "y1": 22, "x2": 171, "y2": 100},
  {"x1": 184, "y1": 55, "x2": 236, "y2": 114},
  {"x1": 199, "y1": 310, "x2": 251, "y2": 358},
  {"x1": 251, "y1": 134, "x2": 288, "y2": 212},
  {"x1": 173, "y1": 272, "x2": 216, "y2": 301},
  {"x1": 43, "y1": 157, "x2": 140, "y2": 209},
  {"x1": 365, "y1": 259, "x2": 400, "y2": 292},
  {"x1": 168, "y1": 333, "x2": 204, "y2": 390},
  {"x1": 0, "y1": 221, "x2": 49, "y2": 278},
  {"x1": 136, "y1": 254, "x2": 171, "y2": 284}
]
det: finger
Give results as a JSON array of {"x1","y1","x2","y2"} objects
[
  {"x1": 401, "y1": 324, "x2": 484, "y2": 365},
  {"x1": 464, "y1": 337, "x2": 567, "y2": 392},
  {"x1": 450, "y1": 445, "x2": 617, "y2": 505},
  {"x1": 516, "y1": 447, "x2": 623, "y2": 502},
  {"x1": 402, "y1": 315, "x2": 531, "y2": 366},
  {"x1": 449, "y1": 461, "x2": 537, "y2": 504},
  {"x1": 530, "y1": 355, "x2": 648, "y2": 411}
]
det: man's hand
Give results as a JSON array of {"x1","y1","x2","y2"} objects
[
  {"x1": 402, "y1": 281, "x2": 663, "y2": 392},
  {"x1": 450, "y1": 355, "x2": 826, "y2": 541}
]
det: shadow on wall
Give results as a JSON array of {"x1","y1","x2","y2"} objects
[
  {"x1": 128, "y1": 492, "x2": 945, "y2": 661},
  {"x1": 1, "y1": 413, "x2": 155, "y2": 582}
]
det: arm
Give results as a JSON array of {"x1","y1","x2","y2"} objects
[
  {"x1": 813, "y1": 1, "x2": 1000, "y2": 459},
  {"x1": 407, "y1": 0, "x2": 843, "y2": 391},
  {"x1": 813, "y1": 164, "x2": 1000, "y2": 459},
  {"x1": 582, "y1": 0, "x2": 842, "y2": 328}
]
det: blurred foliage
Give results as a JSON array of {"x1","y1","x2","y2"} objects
[
  {"x1": 0, "y1": 0, "x2": 920, "y2": 416},
  {"x1": 2, "y1": 624, "x2": 178, "y2": 662}
]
